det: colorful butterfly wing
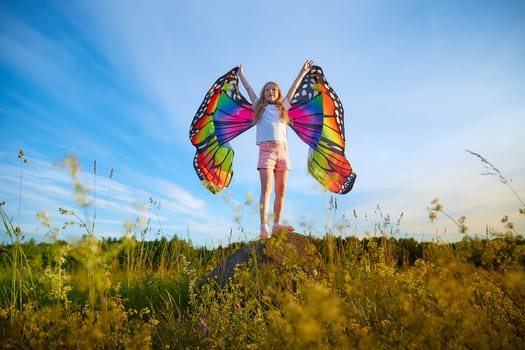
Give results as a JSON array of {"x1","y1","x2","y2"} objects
[
  {"x1": 189, "y1": 67, "x2": 253, "y2": 193},
  {"x1": 288, "y1": 66, "x2": 356, "y2": 194}
]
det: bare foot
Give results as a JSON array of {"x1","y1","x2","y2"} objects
[
  {"x1": 272, "y1": 224, "x2": 295, "y2": 235},
  {"x1": 260, "y1": 224, "x2": 271, "y2": 239}
]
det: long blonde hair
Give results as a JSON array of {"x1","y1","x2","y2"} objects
[{"x1": 253, "y1": 82, "x2": 289, "y2": 124}]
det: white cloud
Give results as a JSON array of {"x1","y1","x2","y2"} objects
[{"x1": 0, "y1": 152, "x2": 227, "y2": 244}]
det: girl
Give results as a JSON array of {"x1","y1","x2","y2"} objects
[{"x1": 239, "y1": 60, "x2": 315, "y2": 239}]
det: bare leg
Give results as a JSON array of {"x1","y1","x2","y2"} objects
[
  {"x1": 272, "y1": 170, "x2": 294, "y2": 234},
  {"x1": 273, "y1": 170, "x2": 287, "y2": 225},
  {"x1": 259, "y1": 168, "x2": 272, "y2": 238}
]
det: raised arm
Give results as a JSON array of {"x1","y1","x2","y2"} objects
[
  {"x1": 238, "y1": 64, "x2": 257, "y2": 103},
  {"x1": 285, "y1": 59, "x2": 315, "y2": 103}
]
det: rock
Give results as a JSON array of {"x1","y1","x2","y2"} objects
[{"x1": 201, "y1": 231, "x2": 324, "y2": 287}]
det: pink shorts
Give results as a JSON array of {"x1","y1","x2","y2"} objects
[{"x1": 257, "y1": 141, "x2": 291, "y2": 171}]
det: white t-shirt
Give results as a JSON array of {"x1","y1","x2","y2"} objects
[{"x1": 255, "y1": 98, "x2": 291, "y2": 145}]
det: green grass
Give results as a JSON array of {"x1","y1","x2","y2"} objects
[{"x1": 1, "y1": 221, "x2": 524, "y2": 349}]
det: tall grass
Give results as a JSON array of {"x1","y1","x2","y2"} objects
[
  {"x1": 0, "y1": 150, "x2": 524, "y2": 349},
  {"x1": 1, "y1": 205, "x2": 36, "y2": 326},
  {"x1": 1, "y1": 150, "x2": 35, "y2": 325}
]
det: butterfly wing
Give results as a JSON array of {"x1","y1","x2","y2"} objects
[
  {"x1": 189, "y1": 67, "x2": 254, "y2": 193},
  {"x1": 288, "y1": 66, "x2": 356, "y2": 194}
]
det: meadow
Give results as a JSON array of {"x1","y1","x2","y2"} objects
[{"x1": 1, "y1": 152, "x2": 524, "y2": 349}]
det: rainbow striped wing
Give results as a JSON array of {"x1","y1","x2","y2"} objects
[
  {"x1": 189, "y1": 67, "x2": 254, "y2": 194},
  {"x1": 288, "y1": 66, "x2": 356, "y2": 194}
]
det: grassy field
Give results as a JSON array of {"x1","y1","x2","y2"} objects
[
  {"x1": 1, "y1": 152, "x2": 524, "y2": 349},
  {"x1": 2, "y1": 204, "x2": 524, "y2": 349}
]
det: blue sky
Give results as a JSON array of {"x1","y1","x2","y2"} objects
[{"x1": 1, "y1": 0, "x2": 524, "y2": 246}]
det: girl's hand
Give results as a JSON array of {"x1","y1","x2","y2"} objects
[
  {"x1": 303, "y1": 59, "x2": 315, "y2": 72},
  {"x1": 287, "y1": 59, "x2": 316, "y2": 102},
  {"x1": 238, "y1": 64, "x2": 257, "y2": 102}
]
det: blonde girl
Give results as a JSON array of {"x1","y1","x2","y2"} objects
[{"x1": 239, "y1": 60, "x2": 315, "y2": 238}]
